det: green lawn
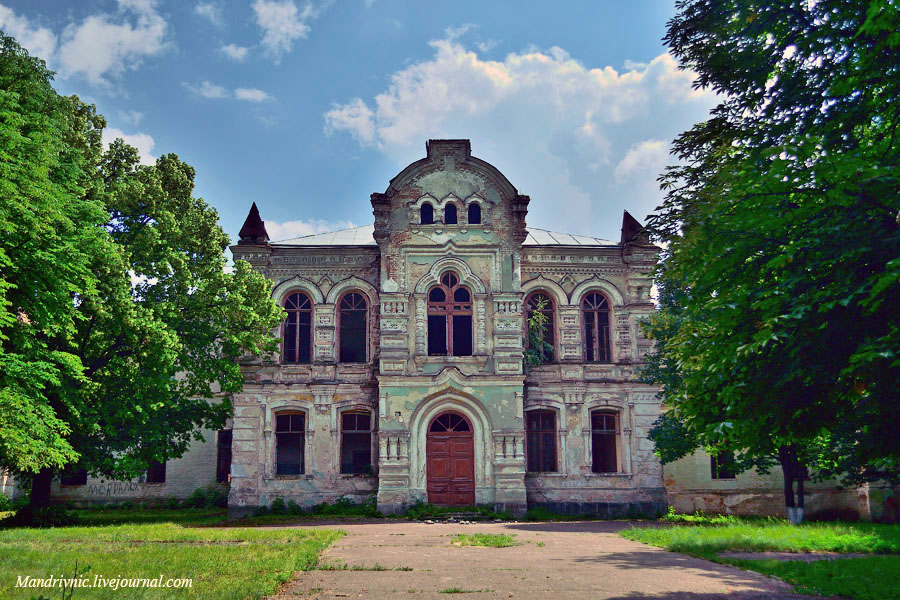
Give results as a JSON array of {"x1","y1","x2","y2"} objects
[
  {"x1": 622, "y1": 516, "x2": 900, "y2": 600},
  {"x1": 0, "y1": 519, "x2": 343, "y2": 599},
  {"x1": 451, "y1": 533, "x2": 518, "y2": 547}
]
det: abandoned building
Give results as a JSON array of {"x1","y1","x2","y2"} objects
[{"x1": 12, "y1": 139, "x2": 881, "y2": 519}]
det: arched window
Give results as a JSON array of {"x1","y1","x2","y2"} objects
[
  {"x1": 338, "y1": 292, "x2": 367, "y2": 363},
  {"x1": 420, "y1": 202, "x2": 434, "y2": 225},
  {"x1": 341, "y1": 411, "x2": 372, "y2": 474},
  {"x1": 590, "y1": 410, "x2": 620, "y2": 473},
  {"x1": 283, "y1": 292, "x2": 313, "y2": 364},
  {"x1": 526, "y1": 410, "x2": 557, "y2": 472},
  {"x1": 467, "y1": 203, "x2": 481, "y2": 225},
  {"x1": 275, "y1": 412, "x2": 305, "y2": 475},
  {"x1": 525, "y1": 292, "x2": 555, "y2": 363},
  {"x1": 429, "y1": 412, "x2": 471, "y2": 432},
  {"x1": 444, "y1": 203, "x2": 458, "y2": 224},
  {"x1": 582, "y1": 292, "x2": 611, "y2": 363},
  {"x1": 427, "y1": 271, "x2": 473, "y2": 356}
]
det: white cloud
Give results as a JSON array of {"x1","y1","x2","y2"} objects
[
  {"x1": 117, "y1": 109, "x2": 144, "y2": 125},
  {"x1": 324, "y1": 37, "x2": 717, "y2": 238},
  {"x1": 614, "y1": 139, "x2": 669, "y2": 183},
  {"x1": 220, "y1": 43, "x2": 249, "y2": 61},
  {"x1": 183, "y1": 80, "x2": 229, "y2": 99},
  {"x1": 265, "y1": 219, "x2": 357, "y2": 241},
  {"x1": 194, "y1": 2, "x2": 223, "y2": 26},
  {"x1": 102, "y1": 127, "x2": 156, "y2": 166},
  {"x1": 253, "y1": 0, "x2": 328, "y2": 61},
  {"x1": 57, "y1": 0, "x2": 169, "y2": 84},
  {"x1": 235, "y1": 87, "x2": 272, "y2": 102},
  {"x1": 0, "y1": 5, "x2": 58, "y2": 62}
]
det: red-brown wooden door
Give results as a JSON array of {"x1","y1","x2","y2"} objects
[{"x1": 426, "y1": 412, "x2": 475, "y2": 506}]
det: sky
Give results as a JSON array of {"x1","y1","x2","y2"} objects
[{"x1": 1, "y1": 0, "x2": 718, "y2": 248}]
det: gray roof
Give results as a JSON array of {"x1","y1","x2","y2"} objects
[{"x1": 272, "y1": 225, "x2": 616, "y2": 247}]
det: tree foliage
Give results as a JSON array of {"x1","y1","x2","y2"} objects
[
  {"x1": 645, "y1": 0, "x2": 900, "y2": 507},
  {"x1": 0, "y1": 33, "x2": 283, "y2": 504}
]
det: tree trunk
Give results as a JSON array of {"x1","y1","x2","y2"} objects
[
  {"x1": 29, "y1": 468, "x2": 53, "y2": 508},
  {"x1": 779, "y1": 445, "x2": 804, "y2": 524}
]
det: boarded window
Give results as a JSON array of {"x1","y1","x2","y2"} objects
[
  {"x1": 275, "y1": 413, "x2": 305, "y2": 475},
  {"x1": 339, "y1": 292, "x2": 367, "y2": 363},
  {"x1": 582, "y1": 292, "x2": 611, "y2": 363},
  {"x1": 591, "y1": 411, "x2": 620, "y2": 473},
  {"x1": 341, "y1": 412, "x2": 373, "y2": 474},
  {"x1": 421, "y1": 203, "x2": 434, "y2": 224},
  {"x1": 467, "y1": 203, "x2": 481, "y2": 224},
  {"x1": 526, "y1": 410, "x2": 557, "y2": 472},
  {"x1": 444, "y1": 203, "x2": 458, "y2": 224},
  {"x1": 710, "y1": 451, "x2": 737, "y2": 480},
  {"x1": 427, "y1": 271, "x2": 472, "y2": 356},
  {"x1": 283, "y1": 292, "x2": 313, "y2": 364},
  {"x1": 526, "y1": 292, "x2": 555, "y2": 363},
  {"x1": 216, "y1": 429, "x2": 233, "y2": 483},
  {"x1": 146, "y1": 460, "x2": 166, "y2": 483},
  {"x1": 60, "y1": 468, "x2": 87, "y2": 486}
]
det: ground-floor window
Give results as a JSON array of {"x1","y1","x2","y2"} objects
[
  {"x1": 146, "y1": 460, "x2": 166, "y2": 483},
  {"x1": 60, "y1": 468, "x2": 87, "y2": 486},
  {"x1": 526, "y1": 410, "x2": 557, "y2": 472},
  {"x1": 275, "y1": 413, "x2": 305, "y2": 475},
  {"x1": 710, "y1": 451, "x2": 736, "y2": 480},
  {"x1": 591, "y1": 410, "x2": 620, "y2": 473},
  {"x1": 217, "y1": 429, "x2": 232, "y2": 483},
  {"x1": 341, "y1": 412, "x2": 372, "y2": 474}
]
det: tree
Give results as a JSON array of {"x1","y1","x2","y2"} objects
[
  {"x1": 645, "y1": 1, "x2": 900, "y2": 521},
  {"x1": 0, "y1": 33, "x2": 284, "y2": 510}
]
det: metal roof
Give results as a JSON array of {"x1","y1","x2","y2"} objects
[{"x1": 272, "y1": 225, "x2": 617, "y2": 247}]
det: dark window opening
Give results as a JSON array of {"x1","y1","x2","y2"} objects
[
  {"x1": 710, "y1": 451, "x2": 737, "y2": 480},
  {"x1": 283, "y1": 292, "x2": 313, "y2": 364},
  {"x1": 341, "y1": 412, "x2": 372, "y2": 474},
  {"x1": 216, "y1": 429, "x2": 233, "y2": 483},
  {"x1": 146, "y1": 461, "x2": 166, "y2": 483},
  {"x1": 526, "y1": 411, "x2": 557, "y2": 472},
  {"x1": 467, "y1": 203, "x2": 481, "y2": 224},
  {"x1": 591, "y1": 411, "x2": 619, "y2": 473},
  {"x1": 427, "y1": 271, "x2": 473, "y2": 356},
  {"x1": 421, "y1": 203, "x2": 434, "y2": 225},
  {"x1": 61, "y1": 468, "x2": 88, "y2": 486},
  {"x1": 444, "y1": 203, "x2": 458, "y2": 224},
  {"x1": 430, "y1": 412, "x2": 471, "y2": 432},
  {"x1": 275, "y1": 413, "x2": 305, "y2": 475},
  {"x1": 339, "y1": 292, "x2": 368, "y2": 363},
  {"x1": 583, "y1": 292, "x2": 611, "y2": 363},
  {"x1": 526, "y1": 292, "x2": 555, "y2": 363}
]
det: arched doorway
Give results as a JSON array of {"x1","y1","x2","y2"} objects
[{"x1": 426, "y1": 412, "x2": 475, "y2": 506}]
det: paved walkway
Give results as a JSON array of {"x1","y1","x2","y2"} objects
[{"x1": 272, "y1": 521, "x2": 810, "y2": 600}]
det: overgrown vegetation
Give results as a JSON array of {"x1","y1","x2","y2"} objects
[
  {"x1": 403, "y1": 501, "x2": 512, "y2": 521},
  {"x1": 451, "y1": 533, "x2": 518, "y2": 548}
]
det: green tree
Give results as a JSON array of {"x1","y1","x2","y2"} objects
[
  {"x1": 0, "y1": 33, "x2": 284, "y2": 510},
  {"x1": 646, "y1": 1, "x2": 900, "y2": 521}
]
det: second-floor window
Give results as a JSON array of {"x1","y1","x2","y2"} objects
[
  {"x1": 421, "y1": 202, "x2": 434, "y2": 224},
  {"x1": 525, "y1": 292, "x2": 555, "y2": 363},
  {"x1": 339, "y1": 292, "x2": 367, "y2": 363},
  {"x1": 427, "y1": 271, "x2": 473, "y2": 357},
  {"x1": 283, "y1": 292, "x2": 313, "y2": 364},
  {"x1": 582, "y1": 292, "x2": 611, "y2": 363}
]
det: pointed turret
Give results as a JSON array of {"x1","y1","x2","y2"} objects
[
  {"x1": 620, "y1": 210, "x2": 649, "y2": 245},
  {"x1": 238, "y1": 202, "x2": 269, "y2": 245}
]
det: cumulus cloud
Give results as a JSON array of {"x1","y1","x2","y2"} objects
[
  {"x1": 324, "y1": 38, "x2": 717, "y2": 238},
  {"x1": 235, "y1": 87, "x2": 273, "y2": 102},
  {"x1": 117, "y1": 109, "x2": 144, "y2": 125},
  {"x1": 57, "y1": 0, "x2": 169, "y2": 84},
  {"x1": 614, "y1": 139, "x2": 669, "y2": 183},
  {"x1": 265, "y1": 219, "x2": 357, "y2": 241},
  {"x1": 253, "y1": 0, "x2": 328, "y2": 61},
  {"x1": 183, "y1": 80, "x2": 229, "y2": 99},
  {"x1": 102, "y1": 127, "x2": 156, "y2": 165},
  {"x1": 0, "y1": 4, "x2": 57, "y2": 62},
  {"x1": 194, "y1": 2, "x2": 223, "y2": 26},
  {"x1": 220, "y1": 43, "x2": 249, "y2": 61}
]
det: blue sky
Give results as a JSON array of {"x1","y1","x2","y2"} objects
[{"x1": 1, "y1": 0, "x2": 717, "y2": 247}]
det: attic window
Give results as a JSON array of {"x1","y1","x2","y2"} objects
[
  {"x1": 468, "y1": 203, "x2": 481, "y2": 224},
  {"x1": 445, "y1": 204, "x2": 458, "y2": 225},
  {"x1": 421, "y1": 203, "x2": 434, "y2": 225}
]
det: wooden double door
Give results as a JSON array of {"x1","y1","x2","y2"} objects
[{"x1": 426, "y1": 412, "x2": 475, "y2": 506}]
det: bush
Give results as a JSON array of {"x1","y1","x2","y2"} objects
[
  {"x1": 1, "y1": 504, "x2": 79, "y2": 528},
  {"x1": 270, "y1": 497, "x2": 286, "y2": 514},
  {"x1": 0, "y1": 493, "x2": 10, "y2": 511},
  {"x1": 185, "y1": 483, "x2": 228, "y2": 509}
]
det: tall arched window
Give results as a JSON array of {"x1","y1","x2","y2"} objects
[
  {"x1": 525, "y1": 292, "x2": 555, "y2": 363},
  {"x1": 283, "y1": 292, "x2": 313, "y2": 363},
  {"x1": 427, "y1": 271, "x2": 472, "y2": 356},
  {"x1": 582, "y1": 292, "x2": 611, "y2": 363},
  {"x1": 421, "y1": 202, "x2": 434, "y2": 225},
  {"x1": 338, "y1": 292, "x2": 367, "y2": 363},
  {"x1": 467, "y1": 202, "x2": 481, "y2": 224},
  {"x1": 444, "y1": 203, "x2": 458, "y2": 224}
]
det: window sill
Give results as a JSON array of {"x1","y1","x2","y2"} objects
[
  {"x1": 268, "y1": 474, "x2": 314, "y2": 480},
  {"x1": 336, "y1": 473, "x2": 377, "y2": 478},
  {"x1": 586, "y1": 472, "x2": 631, "y2": 478},
  {"x1": 525, "y1": 472, "x2": 565, "y2": 478}
]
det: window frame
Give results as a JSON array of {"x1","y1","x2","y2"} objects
[
  {"x1": 582, "y1": 292, "x2": 612, "y2": 363},
  {"x1": 340, "y1": 410, "x2": 374, "y2": 475},
  {"x1": 337, "y1": 291, "x2": 369, "y2": 364},
  {"x1": 590, "y1": 410, "x2": 621, "y2": 473},
  {"x1": 146, "y1": 460, "x2": 166, "y2": 484},
  {"x1": 274, "y1": 411, "x2": 306, "y2": 476},
  {"x1": 525, "y1": 291, "x2": 556, "y2": 364},
  {"x1": 426, "y1": 271, "x2": 473, "y2": 356},
  {"x1": 282, "y1": 291, "x2": 314, "y2": 364},
  {"x1": 525, "y1": 409, "x2": 558, "y2": 473}
]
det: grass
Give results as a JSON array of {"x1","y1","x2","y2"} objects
[
  {"x1": 404, "y1": 502, "x2": 513, "y2": 520},
  {"x1": 451, "y1": 533, "x2": 518, "y2": 548},
  {"x1": 0, "y1": 519, "x2": 342, "y2": 599},
  {"x1": 622, "y1": 515, "x2": 900, "y2": 600},
  {"x1": 438, "y1": 588, "x2": 493, "y2": 594}
]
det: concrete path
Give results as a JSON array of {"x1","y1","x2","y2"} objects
[{"x1": 272, "y1": 521, "x2": 810, "y2": 600}]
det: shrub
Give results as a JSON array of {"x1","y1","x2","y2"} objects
[
  {"x1": 0, "y1": 493, "x2": 10, "y2": 511},
  {"x1": 185, "y1": 483, "x2": 228, "y2": 508},
  {"x1": 1, "y1": 504, "x2": 79, "y2": 528},
  {"x1": 270, "y1": 497, "x2": 286, "y2": 514}
]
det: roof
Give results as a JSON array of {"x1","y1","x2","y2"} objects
[{"x1": 272, "y1": 225, "x2": 617, "y2": 247}]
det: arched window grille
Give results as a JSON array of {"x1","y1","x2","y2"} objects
[
  {"x1": 427, "y1": 271, "x2": 473, "y2": 356},
  {"x1": 421, "y1": 202, "x2": 434, "y2": 225},
  {"x1": 283, "y1": 292, "x2": 313, "y2": 363},
  {"x1": 338, "y1": 292, "x2": 367, "y2": 363},
  {"x1": 525, "y1": 292, "x2": 555, "y2": 363},
  {"x1": 582, "y1": 292, "x2": 611, "y2": 363}
]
